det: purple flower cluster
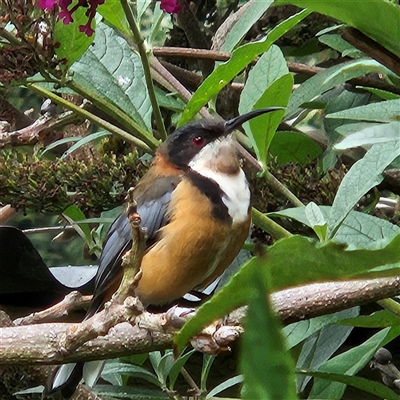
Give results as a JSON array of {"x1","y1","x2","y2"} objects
[
  {"x1": 38, "y1": 0, "x2": 104, "y2": 36},
  {"x1": 38, "y1": 0, "x2": 181, "y2": 36},
  {"x1": 159, "y1": 0, "x2": 180, "y2": 13}
]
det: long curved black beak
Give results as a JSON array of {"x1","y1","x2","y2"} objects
[
  {"x1": 223, "y1": 107, "x2": 284, "y2": 172},
  {"x1": 223, "y1": 107, "x2": 284, "y2": 133}
]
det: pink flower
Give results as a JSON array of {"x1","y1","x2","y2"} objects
[
  {"x1": 159, "y1": 0, "x2": 180, "y2": 13},
  {"x1": 37, "y1": 0, "x2": 104, "y2": 36},
  {"x1": 38, "y1": 0, "x2": 57, "y2": 8},
  {"x1": 37, "y1": 0, "x2": 180, "y2": 38},
  {"x1": 58, "y1": 0, "x2": 75, "y2": 25},
  {"x1": 80, "y1": 0, "x2": 104, "y2": 35}
]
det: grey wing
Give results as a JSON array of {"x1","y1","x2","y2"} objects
[{"x1": 87, "y1": 176, "x2": 180, "y2": 316}]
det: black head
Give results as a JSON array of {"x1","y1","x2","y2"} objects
[{"x1": 161, "y1": 107, "x2": 283, "y2": 168}]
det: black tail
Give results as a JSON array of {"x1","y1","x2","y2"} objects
[
  {"x1": 43, "y1": 360, "x2": 105, "y2": 398},
  {"x1": 44, "y1": 362, "x2": 84, "y2": 399}
]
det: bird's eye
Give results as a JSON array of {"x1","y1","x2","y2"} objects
[{"x1": 192, "y1": 135, "x2": 205, "y2": 146}]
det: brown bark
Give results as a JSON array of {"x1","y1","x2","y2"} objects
[{"x1": 1, "y1": 277, "x2": 400, "y2": 366}]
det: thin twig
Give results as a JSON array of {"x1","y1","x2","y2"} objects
[
  {"x1": 0, "y1": 113, "x2": 53, "y2": 148},
  {"x1": 251, "y1": 207, "x2": 292, "y2": 239},
  {"x1": 151, "y1": 56, "x2": 193, "y2": 104},
  {"x1": 14, "y1": 292, "x2": 92, "y2": 326},
  {"x1": 180, "y1": 367, "x2": 201, "y2": 393},
  {"x1": 341, "y1": 27, "x2": 400, "y2": 77},
  {"x1": 27, "y1": 84, "x2": 153, "y2": 152},
  {"x1": 175, "y1": 0, "x2": 214, "y2": 78},
  {"x1": 377, "y1": 298, "x2": 400, "y2": 318},
  {"x1": 67, "y1": 80, "x2": 159, "y2": 149},
  {"x1": 0, "y1": 109, "x2": 86, "y2": 148},
  {"x1": 153, "y1": 46, "x2": 400, "y2": 95},
  {"x1": 151, "y1": 56, "x2": 211, "y2": 119},
  {"x1": 0, "y1": 205, "x2": 15, "y2": 224},
  {"x1": 0, "y1": 26, "x2": 22, "y2": 45},
  {"x1": 153, "y1": 46, "x2": 231, "y2": 62},
  {"x1": 22, "y1": 225, "x2": 74, "y2": 234}
]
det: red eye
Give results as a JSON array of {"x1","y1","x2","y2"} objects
[{"x1": 192, "y1": 136, "x2": 205, "y2": 146}]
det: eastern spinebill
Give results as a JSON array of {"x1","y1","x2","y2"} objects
[{"x1": 44, "y1": 107, "x2": 281, "y2": 398}]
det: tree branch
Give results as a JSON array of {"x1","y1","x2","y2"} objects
[
  {"x1": 341, "y1": 27, "x2": 400, "y2": 77},
  {"x1": 271, "y1": 277, "x2": 400, "y2": 324},
  {"x1": 152, "y1": 46, "x2": 400, "y2": 96},
  {"x1": 1, "y1": 277, "x2": 400, "y2": 366}
]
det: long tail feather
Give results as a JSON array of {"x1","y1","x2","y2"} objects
[{"x1": 43, "y1": 360, "x2": 104, "y2": 399}]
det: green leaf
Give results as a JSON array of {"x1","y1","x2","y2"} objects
[
  {"x1": 318, "y1": 34, "x2": 360, "y2": 58},
  {"x1": 339, "y1": 310, "x2": 400, "y2": 329},
  {"x1": 149, "y1": 3, "x2": 168, "y2": 46},
  {"x1": 94, "y1": 385, "x2": 168, "y2": 399},
  {"x1": 327, "y1": 99, "x2": 400, "y2": 123},
  {"x1": 71, "y1": 22, "x2": 152, "y2": 130},
  {"x1": 206, "y1": 375, "x2": 243, "y2": 399},
  {"x1": 264, "y1": 235, "x2": 400, "y2": 290},
  {"x1": 298, "y1": 101, "x2": 327, "y2": 110},
  {"x1": 305, "y1": 202, "x2": 327, "y2": 241},
  {"x1": 335, "y1": 122, "x2": 379, "y2": 138},
  {"x1": 286, "y1": 60, "x2": 387, "y2": 118},
  {"x1": 356, "y1": 86, "x2": 400, "y2": 101},
  {"x1": 179, "y1": 9, "x2": 310, "y2": 126},
  {"x1": 334, "y1": 121, "x2": 400, "y2": 150},
  {"x1": 238, "y1": 46, "x2": 291, "y2": 166},
  {"x1": 284, "y1": 308, "x2": 359, "y2": 350},
  {"x1": 62, "y1": 204, "x2": 91, "y2": 245},
  {"x1": 39, "y1": 136, "x2": 83, "y2": 158},
  {"x1": 157, "y1": 353, "x2": 174, "y2": 388},
  {"x1": 149, "y1": 352, "x2": 162, "y2": 371},
  {"x1": 296, "y1": 310, "x2": 357, "y2": 392},
  {"x1": 175, "y1": 233, "x2": 400, "y2": 353},
  {"x1": 168, "y1": 350, "x2": 196, "y2": 390},
  {"x1": 239, "y1": 45, "x2": 288, "y2": 112},
  {"x1": 323, "y1": 87, "x2": 371, "y2": 145},
  {"x1": 308, "y1": 327, "x2": 400, "y2": 399},
  {"x1": 301, "y1": 370, "x2": 400, "y2": 400},
  {"x1": 269, "y1": 207, "x2": 400, "y2": 250},
  {"x1": 328, "y1": 141, "x2": 400, "y2": 237},
  {"x1": 149, "y1": 351, "x2": 170, "y2": 388},
  {"x1": 155, "y1": 87, "x2": 185, "y2": 112},
  {"x1": 54, "y1": 7, "x2": 94, "y2": 67},
  {"x1": 60, "y1": 131, "x2": 111, "y2": 159},
  {"x1": 137, "y1": 0, "x2": 153, "y2": 20},
  {"x1": 274, "y1": 0, "x2": 400, "y2": 58},
  {"x1": 97, "y1": 0, "x2": 130, "y2": 35},
  {"x1": 13, "y1": 387, "x2": 42, "y2": 395},
  {"x1": 244, "y1": 74, "x2": 291, "y2": 166},
  {"x1": 269, "y1": 207, "x2": 323, "y2": 231},
  {"x1": 73, "y1": 218, "x2": 116, "y2": 224},
  {"x1": 240, "y1": 268, "x2": 297, "y2": 400},
  {"x1": 101, "y1": 362, "x2": 161, "y2": 388},
  {"x1": 201, "y1": 355, "x2": 216, "y2": 392},
  {"x1": 220, "y1": 1, "x2": 274, "y2": 52},
  {"x1": 327, "y1": 213, "x2": 400, "y2": 250},
  {"x1": 122, "y1": 353, "x2": 148, "y2": 366},
  {"x1": 269, "y1": 131, "x2": 322, "y2": 166},
  {"x1": 99, "y1": 206, "x2": 123, "y2": 244}
]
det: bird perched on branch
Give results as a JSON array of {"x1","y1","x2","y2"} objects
[{"x1": 45, "y1": 107, "x2": 281, "y2": 398}]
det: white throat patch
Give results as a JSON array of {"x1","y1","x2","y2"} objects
[{"x1": 189, "y1": 139, "x2": 250, "y2": 224}]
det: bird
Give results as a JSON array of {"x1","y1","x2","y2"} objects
[{"x1": 44, "y1": 107, "x2": 281, "y2": 398}]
